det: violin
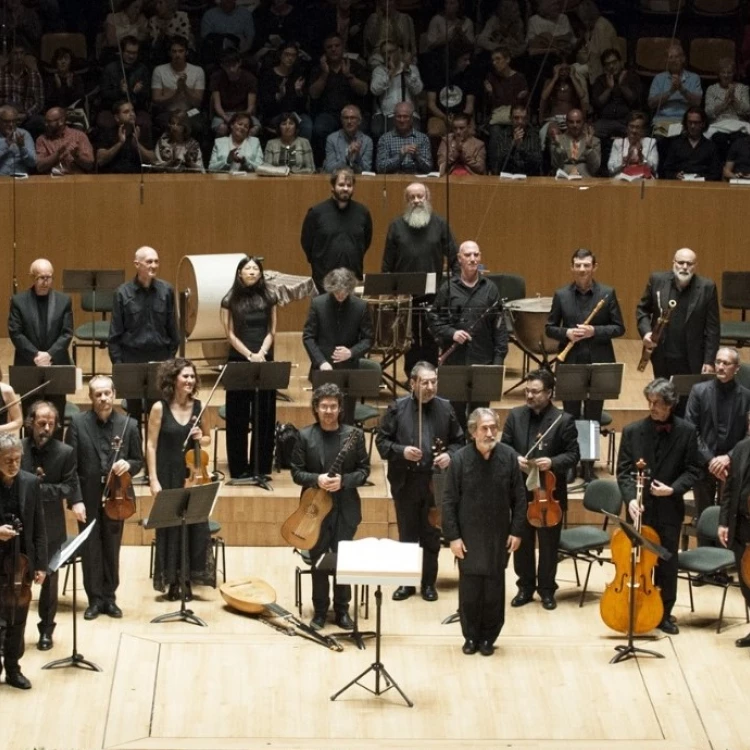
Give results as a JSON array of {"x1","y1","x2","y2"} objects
[
  {"x1": 525, "y1": 424, "x2": 563, "y2": 529},
  {"x1": 0, "y1": 515, "x2": 32, "y2": 622},
  {"x1": 185, "y1": 416, "x2": 210, "y2": 487},
  {"x1": 600, "y1": 459, "x2": 664, "y2": 635},
  {"x1": 428, "y1": 438, "x2": 446, "y2": 529},
  {"x1": 103, "y1": 435, "x2": 137, "y2": 521}
]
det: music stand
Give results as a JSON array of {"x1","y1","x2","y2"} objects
[
  {"x1": 62, "y1": 269, "x2": 125, "y2": 376},
  {"x1": 223, "y1": 362, "x2": 292, "y2": 489},
  {"x1": 601, "y1": 510, "x2": 671, "y2": 664},
  {"x1": 437, "y1": 365, "x2": 505, "y2": 425},
  {"x1": 670, "y1": 373, "x2": 714, "y2": 398},
  {"x1": 43, "y1": 521, "x2": 101, "y2": 672},
  {"x1": 331, "y1": 538, "x2": 421, "y2": 706},
  {"x1": 145, "y1": 481, "x2": 221, "y2": 627},
  {"x1": 311, "y1": 367, "x2": 381, "y2": 430},
  {"x1": 9, "y1": 365, "x2": 78, "y2": 432}
]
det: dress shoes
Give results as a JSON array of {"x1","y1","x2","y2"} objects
[
  {"x1": 510, "y1": 590, "x2": 534, "y2": 607},
  {"x1": 83, "y1": 603, "x2": 100, "y2": 620},
  {"x1": 6, "y1": 671, "x2": 31, "y2": 690},
  {"x1": 462, "y1": 639, "x2": 478, "y2": 655},
  {"x1": 421, "y1": 585, "x2": 438, "y2": 602},
  {"x1": 335, "y1": 612, "x2": 355, "y2": 630},
  {"x1": 479, "y1": 640, "x2": 494, "y2": 657},
  {"x1": 310, "y1": 613, "x2": 327, "y2": 631},
  {"x1": 540, "y1": 594, "x2": 557, "y2": 611},
  {"x1": 658, "y1": 618, "x2": 679, "y2": 635},
  {"x1": 735, "y1": 632, "x2": 750, "y2": 648},
  {"x1": 166, "y1": 584, "x2": 179, "y2": 601},
  {"x1": 102, "y1": 601, "x2": 123, "y2": 618},
  {"x1": 37, "y1": 633, "x2": 53, "y2": 651},
  {"x1": 392, "y1": 585, "x2": 416, "y2": 601}
]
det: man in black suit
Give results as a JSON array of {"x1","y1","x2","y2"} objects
[
  {"x1": 718, "y1": 430, "x2": 750, "y2": 648},
  {"x1": 375, "y1": 361, "x2": 464, "y2": 602},
  {"x1": 65, "y1": 375, "x2": 143, "y2": 621},
  {"x1": 8, "y1": 258, "x2": 74, "y2": 425},
  {"x1": 501, "y1": 369, "x2": 579, "y2": 611},
  {"x1": 685, "y1": 347, "x2": 750, "y2": 524},
  {"x1": 0, "y1": 434, "x2": 47, "y2": 690},
  {"x1": 302, "y1": 267, "x2": 373, "y2": 423},
  {"x1": 617, "y1": 378, "x2": 702, "y2": 634},
  {"x1": 21, "y1": 400, "x2": 81, "y2": 651},
  {"x1": 290, "y1": 383, "x2": 370, "y2": 631},
  {"x1": 637, "y1": 247, "x2": 720, "y2": 415}
]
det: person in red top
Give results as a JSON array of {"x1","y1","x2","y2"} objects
[{"x1": 35, "y1": 108, "x2": 94, "y2": 174}]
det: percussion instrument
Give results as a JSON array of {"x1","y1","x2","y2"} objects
[
  {"x1": 505, "y1": 296, "x2": 557, "y2": 360},
  {"x1": 363, "y1": 295, "x2": 413, "y2": 356}
]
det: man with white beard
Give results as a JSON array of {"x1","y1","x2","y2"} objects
[
  {"x1": 382, "y1": 182, "x2": 457, "y2": 373},
  {"x1": 636, "y1": 247, "x2": 720, "y2": 415}
]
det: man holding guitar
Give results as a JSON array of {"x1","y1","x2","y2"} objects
[
  {"x1": 376, "y1": 361, "x2": 463, "y2": 602},
  {"x1": 290, "y1": 383, "x2": 369, "y2": 631}
]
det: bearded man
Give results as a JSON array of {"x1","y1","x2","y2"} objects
[{"x1": 382, "y1": 182, "x2": 458, "y2": 373}]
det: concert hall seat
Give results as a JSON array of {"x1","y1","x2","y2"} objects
[
  {"x1": 689, "y1": 38, "x2": 736, "y2": 83},
  {"x1": 72, "y1": 290, "x2": 115, "y2": 377},
  {"x1": 354, "y1": 358, "x2": 382, "y2": 461},
  {"x1": 719, "y1": 271, "x2": 750, "y2": 348},
  {"x1": 691, "y1": 0, "x2": 740, "y2": 16}
]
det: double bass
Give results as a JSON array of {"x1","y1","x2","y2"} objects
[{"x1": 600, "y1": 459, "x2": 664, "y2": 634}]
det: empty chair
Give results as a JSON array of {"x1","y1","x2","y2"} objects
[
  {"x1": 691, "y1": 0, "x2": 740, "y2": 16},
  {"x1": 73, "y1": 290, "x2": 115, "y2": 376},
  {"x1": 719, "y1": 271, "x2": 750, "y2": 347},
  {"x1": 635, "y1": 37, "x2": 675, "y2": 78}
]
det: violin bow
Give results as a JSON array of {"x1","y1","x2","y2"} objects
[
  {"x1": 523, "y1": 414, "x2": 563, "y2": 459},
  {"x1": 182, "y1": 364, "x2": 228, "y2": 450},
  {"x1": 0, "y1": 380, "x2": 51, "y2": 415}
]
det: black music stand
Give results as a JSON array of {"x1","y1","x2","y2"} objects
[
  {"x1": 438, "y1": 365, "x2": 505, "y2": 422},
  {"x1": 145, "y1": 481, "x2": 221, "y2": 627},
  {"x1": 223, "y1": 362, "x2": 292, "y2": 489},
  {"x1": 9, "y1": 365, "x2": 78, "y2": 434},
  {"x1": 62, "y1": 269, "x2": 125, "y2": 376},
  {"x1": 311, "y1": 367, "x2": 381, "y2": 429},
  {"x1": 670, "y1": 373, "x2": 714, "y2": 399},
  {"x1": 43, "y1": 521, "x2": 101, "y2": 672},
  {"x1": 601, "y1": 510, "x2": 671, "y2": 664}
]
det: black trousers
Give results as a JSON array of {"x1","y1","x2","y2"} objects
[
  {"x1": 79, "y1": 500, "x2": 123, "y2": 605},
  {"x1": 393, "y1": 473, "x2": 441, "y2": 587},
  {"x1": 309, "y1": 509, "x2": 357, "y2": 616},
  {"x1": 458, "y1": 570, "x2": 506, "y2": 645},
  {"x1": 562, "y1": 399, "x2": 604, "y2": 425},
  {"x1": 37, "y1": 569, "x2": 59, "y2": 634},
  {"x1": 404, "y1": 304, "x2": 438, "y2": 378},
  {"x1": 652, "y1": 522, "x2": 680, "y2": 618},
  {"x1": 513, "y1": 518, "x2": 562, "y2": 596},
  {"x1": 225, "y1": 388, "x2": 276, "y2": 477},
  {"x1": 0, "y1": 603, "x2": 29, "y2": 673}
]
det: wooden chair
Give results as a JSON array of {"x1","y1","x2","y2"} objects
[
  {"x1": 691, "y1": 0, "x2": 740, "y2": 16},
  {"x1": 40, "y1": 32, "x2": 87, "y2": 65},
  {"x1": 635, "y1": 37, "x2": 675, "y2": 78},
  {"x1": 639, "y1": 0, "x2": 686, "y2": 12},
  {"x1": 689, "y1": 38, "x2": 736, "y2": 81}
]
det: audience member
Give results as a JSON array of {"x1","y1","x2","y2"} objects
[
  {"x1": 438, "y1": 113, "x2": 486, "y2": 175},
  {"x1": 154, "y1": 110, "x2": 204, "y2": 171},
  {"x1": 370, "y1": 41, "x2": 423, "y2": 139},
  {"x1": 590, "y1": 48, "x2": 641, "y2": 142},
  {"x1": 494, "y1": 104, "x2": 543, "y2": 175},
  {"x1": 264, "y1": 112, "x2": 315, "y2": 172},
  {"x1": 3, "y1": 0, "x2": 43, "y2": 49},
  {"x1": 35, "y1": 107, "x2": 94, "y2": 175},
  {"x1": 0, "y1": 42, "x2": 45, "y2": 140},
  {"x1": 363, "y1": 0, "x2": 417, "y2": 63},
  {"x1": 252, "y1": 0, "x2": 304, "y2": 65},
  {"x1": 607, "y1": 110, "x2": 658, "y2": 178},
  {"x1": 43, "y1": 47, "x2": 85, "y2": 111},
  {"x1": 425, "y1": 0, "x2": 475, "y2": 54},
  {"x1": 208, "y1": 112, "x2": 263, "y2": 172},
  {"x1": 705, "y1": 58, "x2": 750, "y2": 140},
  {"x1": 527, "y1": 0, "x2": 575, "y2": 57},
  {"x1": 201, "y1": 0, "x2": 256, "y2": 53},
  {"x1": 105, "y1": 0, "x2": 148, "y2": 49},
  {"x1": 96, "y1": 100, "x2": 155, "y2": 174},
  {"x1": 0, "y1": 104, "x2": 36, "y2": 176},
  {"x1": 549, "y1": 108, "x2": 601, "y2": 177},
  {"x1": 376, "y1": 101, "x2": 432, "y2": 174},
  {"x1": 425, "y1": 44, "x2": 477, "y2": 141},
  {"x1": 662, "y1": 107, "x2": 721, "y2": 181},
  {"x1": 476, "y1": 0, "x2": 526, "y2": 59},
  {"x1": 309, "y1": 0, "x2": 367, "y2": 60},
  {"x1": 210, "y1": 48, "x2": 259, "y2": 137},
  {"x1": 539, "y1": 60, "x2": 586, "y2": 141},
  {"x1": 323, "y1": 105, "x2": 373, "y2": 173},
  {"x1": 648, "y1": 42, "x2": 702, "y2": 137},
  {"x1": 149, "y1": 0, "x2": 194, "y2": 62},
  {"x1": 723, "y1": 133, "x2": 750, "y2": 180},
  {"x1": 574, "y1": 0, "x2": 617, "y2": 85}
]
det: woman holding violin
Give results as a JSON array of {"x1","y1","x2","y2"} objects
[
  {"x1": 220, "y1": 256, "x2": 278, "y2": 480},
  {"x1": 0, "y1": 366, "x2": 23, "y2": 434},
  {"x1": 500, "y1": 369, "x2": 580, "y2": 611},
  {"x1": 147, "y1": 359, "x2": 215, "y2": 601},
  {"x1": 0, "y1": 434, "x2": 47, "y2": 690}
]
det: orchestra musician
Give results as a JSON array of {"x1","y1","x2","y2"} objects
[
  {"x1": 0, "y1": 366, "x2": 23, "y2": 435},
  {"x1": 289, "y1": 383, "x2": 369, "y2": 632},
  {"x1": 21, "y1": 401, "x2": 81, "y2": 651},
  {"x1": 0, "y1": 433, "x2": 46, "y2": 690},
  {"x1": 617, "y1": 378, "x2": 702, "y2": 634},
  {"x1": 65, "y1": 375, "x2": 143, "y2": 621},
  {"x1": 147, "y1": 359, "x2": 214, "y2": 602},
  {"x1": 375, "y1": 361, "x2": 464, "y2": 603}
]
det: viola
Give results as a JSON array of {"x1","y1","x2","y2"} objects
[
  {"x1": 527, "y1": 470, "x2": 563, "y2": 529},
  {"x1": 103, "y1": 435, "x2": 137, "y2": 521},
  {"x1": 0, "y1": 515, "x2": 32, "y2": 621},
  {"x1": 185, "y1": 417, "x2": 210, "y2": 487}
]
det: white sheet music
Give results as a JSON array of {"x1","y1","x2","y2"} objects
[{"x1": 336, "y1": 538, "x2": 422, "y2": 585}]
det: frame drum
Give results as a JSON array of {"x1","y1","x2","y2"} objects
[
  {"x1": 506, "y1": 296, "x2": 557, "y2": 355},
  {"x1": 363, "y1": 295, "x2": 413, "y2": 355}
]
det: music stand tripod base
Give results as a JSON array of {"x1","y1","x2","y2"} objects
[
  {"x1": 610, "y1": 640, "x2": 664, "y2": 664},
  {"x1": 331, "y1": 584, "x2": 376, "y2": 651}
]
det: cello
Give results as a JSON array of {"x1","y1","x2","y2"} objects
[
  {"x1": 525, "y1": 416, "x2": 563, "y2": 529},
  {"x1": 600, "y1": 459, "x2": 664, "y2": 634}
]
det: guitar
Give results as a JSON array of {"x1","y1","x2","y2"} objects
[
  {"x1": 219, "y1": 577, "x2": 343, "y2": 651},
  {"x1": 280, "y1": 429, "x2": 360, "y2": 550}
]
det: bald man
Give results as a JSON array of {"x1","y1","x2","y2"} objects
[{"x1": 35, "y1": 107, "x2": 94, "y2": 175}]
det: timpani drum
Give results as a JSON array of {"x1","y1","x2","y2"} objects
[
  {"x1": 363, "y1": 295, "x2": 413, "y2": 356},
  {"x1": 505, "y1": 296, "x2": 557, "y2": 356}
]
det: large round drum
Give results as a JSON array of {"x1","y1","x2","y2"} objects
[
  {"x1": 506, "y1": 296, "x2": 557, "y2": 355},
  {"x1": 363, "y1": 295, "x2": 412, "y2": 355}
]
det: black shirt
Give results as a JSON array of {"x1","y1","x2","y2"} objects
[
  {"x1": 0, "y1": 478, "x2": 20, "y2": 524},
  {"x1": 726, "y1": 135, "x2": 750, "y2": 175},
  {"x1": 663, "y1": 134, "x2": 722, "y2": 181}
]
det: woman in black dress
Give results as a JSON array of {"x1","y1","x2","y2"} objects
[
  {"x1": 147, "y1": 358, "x2": 214, "y2": 600},
  {"x1": 220, "y1": 256, "x2": 278, "y2": 479}
]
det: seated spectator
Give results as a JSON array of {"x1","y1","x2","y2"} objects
[
  {"x1": 527, "y1": 0, "x2": 576, "y2": 59},
  {"x1": 0, "y1": 42, "x2": 45, "y2": 140},
  {"x1": 493, "y1": 104, "x2": 543, "y2": 176},
  {"x1": 573, "y1": 0, "x2": 617, "y2": 86},
  {"x1": 549, "y1": 108, "x2": 601, "y2": 177},
  {"x1": 662, "y1": 107, "x2": 721, "y2": 181},
  {"x1": 437, "y1": 113, "x2": 486, "y2": 175},
  {"x1": 376, "y1": 101, "x2": 432, "y2": 174},
  {"x1": 476, "y1": 0, "x2": 526, "y2": 59},
  {"x1": 308, "y1": 0, "x2": 367, "y2": 60},
  {"x1": 154, "y1": 110, "x2": 204, "y2": 171},
  {"x1": 705, "y1": 58, "x2": 750, "y2": 140},
  {"x1": 148, "y1": 0, "x2": 195, "y2": 63},
  {"x1": 105, "y1": 0, "x2": 148, "y2": 49},
  {"x1": 723, "y1": 133, "x2": 750, "y2": 180},
  {"x1": 0, "y1": 104, "x2": 35, "y2": 176},
  {"x1": 98, "y1": 36, "x2": 153, "y2": 144},
  {"x1": 201, "y1": 0, "x2": 256, "y2": 54},
  {"x1": 43, "y1": 47, "x2": 85, "y2": 112},
  {"x1": 208, "y1": 112, "x2": 263, "y2": 172},
  {"x1": 648, "y1": 42, "x2": 702, "y2": 137},
  {"x1": 96, "y1": 100, "x2": 155, "y2": 174},
  {"x1": 35, "y1": 107, "x2": 94, "y2": 174},
  {"x1": 539, "y1": 60, "x2": 586, "y2": 143},
  {"x1": 363, "y1": 0, "x2": 416, "y2": 63},
  {"x1": 425, "y1": 44, "x2": 478, "y2": 141},
  {"x1": 591, "y1": 48, "x2": 641, "y2": 142},
  {"x1": 257, "y1": 42, "x2": 311, "y2": 140},
  {"x1": 3, "y1": 0, "x2": 42, "y2": 50},
  {"x1": 607, "y1": 110, "x2": 658, "y2": 179},
  {"x1": 252, "y1": 0, "x2": 304, "y2": 66},
  {"x1": 323, "y1": 104, "x2": 373, "y2": 173},
  {"x1": 309, "y1": 33, "x2": 369, "y2": 165},
  {"x1": 425, "y1": 0, "x2": 475, "y2": 55},
  {"x1": 152, "y1": 36, "x2": 206, "y2": 139},
  {"x1": 264, "y1": 112, "x2": 314, "y2": 172},
  {"x1": 370, "y1": 41, "x2": 422, "y2": 139},
  {"x1": 210, "y1": 48, "x2": 259, "y2": 137}
]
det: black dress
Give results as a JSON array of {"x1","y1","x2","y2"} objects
[{"x1": 152, "y1": 399, "x2": 215, "y2": 592}]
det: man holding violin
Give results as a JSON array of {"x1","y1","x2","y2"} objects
[
  {"x1": 0, "y1": 433, "x2": 46, "y2": 690},
  {"x1": 65, "y1": 375, "x2": 143, "y2": 621},
  {"x1": 501, "y1": 369, "x2": 579, "y2": 611}
]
